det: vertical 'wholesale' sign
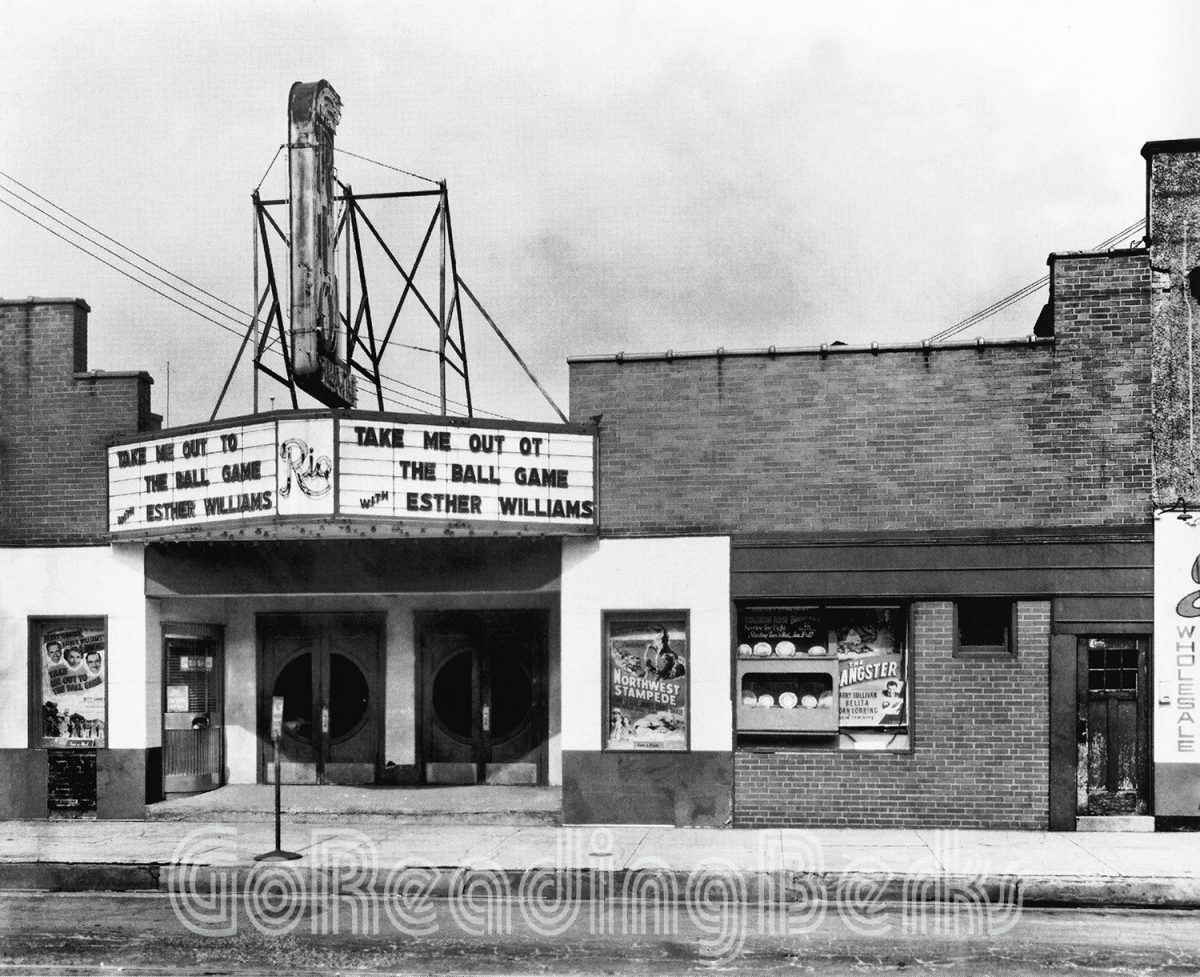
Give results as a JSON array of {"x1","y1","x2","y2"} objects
[{"x1": 1154, "y1": 515, "x2": 1200, "y2": 760}]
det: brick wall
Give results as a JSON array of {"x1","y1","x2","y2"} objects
[
  {"x1": 734, "y1": 600, "x2": 1051, "y2": 829},
  {"x1": 0, "y1": 299, "x2": 156, "y2": 546},
  {"x1": 569, "y1": 251, "x2": 1152, "y2": 536}
]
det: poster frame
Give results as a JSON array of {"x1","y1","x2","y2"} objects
[
  {"x1": 601, "y1": 608, "x2": 691, "y2": 753},
  {"x1": 27, "y1": 615, "x2": 109, "y2": 750}
]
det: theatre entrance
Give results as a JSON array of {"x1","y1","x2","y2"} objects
[
  {"x1": 417, "y1": 610, "x2": 548, "y2": 785},
  {"x1": 258, "y1": 614, "x2": 383, "y2": 785}
]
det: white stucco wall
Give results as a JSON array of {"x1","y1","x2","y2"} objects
[
  {"x1": 0, "y1": 544, "x2": 148, "y2": 749},
  {"x1": 560, "y1": 536, "x2": 732, "y2": 752}
]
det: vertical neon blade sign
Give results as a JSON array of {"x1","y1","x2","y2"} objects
[{"x1": 287, "y1": 80, "x2": 356, "y2": 406}]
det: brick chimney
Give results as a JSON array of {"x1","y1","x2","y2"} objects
[
  {"x1": 1145, "y1": 139, "x2": 1200, "y2": 506},
  {"x1": 0, "y1": 298, "x2": 157, "y2": 545}
]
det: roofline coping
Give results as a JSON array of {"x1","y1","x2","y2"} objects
[
  {"x1": 567, "y1": 335, "x2": 1054, "y2": 366},
  {"x1": 1141, "y1": 138, "x2": 1200, "y2": 159},
  {"x1": 1047, "y1": 247, "x2": 1147, "y2": 265},
  {"x1": 0, "y1": 297, "x2": 91, "y2": 311}
]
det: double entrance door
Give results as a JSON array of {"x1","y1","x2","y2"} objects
[
  {"x1": 259, "y1": 614, "x2": 382, "y2": 785},
  {"x1": 417, "y1": 610, "x2": 548, "y2": 785}
]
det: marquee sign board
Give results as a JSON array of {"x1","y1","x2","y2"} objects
[{"x1": 109, "y1": 411, "x2": 597, "y2": 539}]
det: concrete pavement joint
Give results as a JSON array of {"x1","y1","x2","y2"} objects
[
  {"x1": 620, "y1": 828, "x2": 656, "y2": 871},
  {"x1": 1063, "y1": 833, "x2": 1121, "y2": 876}
]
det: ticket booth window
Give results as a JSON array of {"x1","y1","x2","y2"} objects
[{"x1": 162, "y1": 626, "x2": 224, "y2": 795}]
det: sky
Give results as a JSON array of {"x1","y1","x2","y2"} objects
[{"x1": 2, "y1": 1, "x2": 1198, "y2": 426}]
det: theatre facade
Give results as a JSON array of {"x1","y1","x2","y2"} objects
[{"x1": 2, "y1": 139, "x2": 1200, "y2": 830}]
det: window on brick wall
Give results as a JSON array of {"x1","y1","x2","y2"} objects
[
  {"x1": 953, "y1": 598, "x2": 1017, "y2": 658},
  {"x1": 734, "y1": 602, "x2": 910, "y2": 752}
]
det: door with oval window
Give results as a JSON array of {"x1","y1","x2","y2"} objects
[
  {"x1": 417, "y1": 610, "x2": 547, "y2": 785},
  {"x1": 258, "y1": 614, "x2": 382, "y2": 785}
]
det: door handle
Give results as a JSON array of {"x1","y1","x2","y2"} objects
[
  {"x1": 321, "y1": 705, "x2": 329, "y2": 735},
  {"x1": 481, "y1": 705, "x2": 490, "y2": 733}
]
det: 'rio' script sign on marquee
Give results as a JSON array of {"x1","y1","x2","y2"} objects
[{"x1": 108, "y1": 412, "x2": 597, "y2": 538}]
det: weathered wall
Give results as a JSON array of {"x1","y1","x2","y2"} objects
[
  {"x1": 1145, "y1": 141, "x2": 1200, "y2": 505},
  {"x1": 0, "y1": 299, "x2": 156, "y2": 546}
]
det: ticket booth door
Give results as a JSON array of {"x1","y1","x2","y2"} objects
[{"x1": 162, "y1": 629, "x2": 224, "y2": 795}]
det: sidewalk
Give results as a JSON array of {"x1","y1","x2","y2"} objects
[{"x1": 1, "y1": 815, "x2": 1198, "y2": 908}]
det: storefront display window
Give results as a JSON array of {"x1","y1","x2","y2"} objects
[
  {"x1": 30, "y1": 617, "x2": 108, "y2": 748},
  {"x1": 735, "y1": 603, "x2": 908, "y2": 751},
  {"x1": 603, "y1": 611, "x2": 689, "y2": 751}
]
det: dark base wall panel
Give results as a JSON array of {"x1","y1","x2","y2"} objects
[
  {"x1": 0, "y1": 750, "x2": 48, "y2": 819},
  {"x1": 97, "y1": 748, "x2": 162, "y2": 819},
  {"x1": 48, "y1": 750, "x2": 96, "y2": 815},
  {"x1": 563, "y1": 751, "x2": 731, "y2": 827}
]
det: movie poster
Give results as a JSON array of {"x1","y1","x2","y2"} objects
[
  {"x1": 37, "y1": 621, "x2": 107, "y2": 747},
  {"x1": 604, "y1": 614, "x2": 688, "y2": 751},
  {"x1": 831, "y1": 608, "x2": 907, "y2": 728}
]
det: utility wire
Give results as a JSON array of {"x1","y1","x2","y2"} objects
[
  {"x1": 0, "y1": 183, "x2": 464, "y2": 402},
  {"x1": 0, "y1": 172, "x2": 432, "y2": 358},
  {"x1": 929, "y1": 218, "x2": 1147, "y2": 344},
  {"x1": 1, "y1": 173, "x2": 524, "y2": 420},
  {"x1": 0, "y1": 196, "x2": 268, "y2": 346},
  {"x1": 1, "y1": 192, "x2": 487, "y2": 417},
  {"x1": 256, "y1": 144, "x2": 285, "y2": 191},
  {"x1": 0, "y1": 184, "x2": 263, "y2": 335},
  {"x1": 335, "y1": 148, "x2": 440, "y2": 186},
  {"x1": 0, "y1": 171, "x2": 250, "y2": 322}
]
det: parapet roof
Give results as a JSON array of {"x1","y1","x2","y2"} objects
[{"x1": 567, "y1": 335, "x2": 1053, "y2": 365}]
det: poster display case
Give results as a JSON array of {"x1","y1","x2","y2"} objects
[
  {"x1": 29, "y1": 617, "x2": 108, "y2": 748},
  {"x1": 603, "y1": 611, "x2": 689, "y2": 751},
  {"x1": 735, "y1": 603, "x2": 908, "y2": 743}
]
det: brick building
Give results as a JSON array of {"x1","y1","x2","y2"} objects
[
  {"x1": 558, "y1": 139, "x2": 1200, "y2": 831},
  {"x1": 0, "y1": 139, "x2": 1197, "y2": 829}
]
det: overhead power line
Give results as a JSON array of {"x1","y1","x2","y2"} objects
[
  {"x1": 928, "y1": 218, "x2": 1147, "y2": 344},
  {"x1": 0, "y1": 172, "x2": 514, "y2": 420}
]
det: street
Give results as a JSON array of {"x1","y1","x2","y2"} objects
[{"x1": 1, "y1": 892, "x2": 1198, "y2": 976}]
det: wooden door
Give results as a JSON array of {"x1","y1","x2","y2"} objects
[
  {"x1": 259, "y1": 614, "x2": 382, "y2": 785},
  {"x1": 417, "y1": 610, "x2": 547, "y2": 785},
  {"x1": 1077, "y1": 635, "x2": 1150, "y2": 816}
]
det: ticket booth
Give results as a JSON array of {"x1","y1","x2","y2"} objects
[{"x1": 162, "y1": 624, "x2": 224, "y2": 795}]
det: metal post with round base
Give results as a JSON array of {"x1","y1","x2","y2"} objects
[{"x1": 255, "y1": 733, "x2": 301, "y2": 862}]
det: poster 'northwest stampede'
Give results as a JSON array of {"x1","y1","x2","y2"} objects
[{"x1": 605, "y1": 614, "x2": 688, "y2": 750}]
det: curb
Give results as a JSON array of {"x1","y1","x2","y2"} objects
[
  {"x1": 145, "y1": 810, "x2": 562, "y2": 826},
  {"x1": 0, "y1": 862, "x2": 161, "y2": 892},
  {"x1": 1021, "y1": 875, "x2": 1200, "y2": 909},
  {"x1": 3, "y1": 862, "x2": 1198, "y2": 909}
]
